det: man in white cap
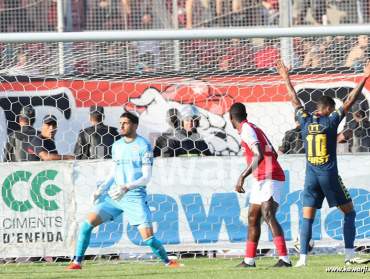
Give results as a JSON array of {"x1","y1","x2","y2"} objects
[{"x1": 173, "y1": 105, "x2": 212, "y2": 157}]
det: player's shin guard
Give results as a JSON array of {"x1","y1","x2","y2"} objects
[
  {"x1": 273, "y1": 235, "x2": 289, "y2": 263},
  {"x1": 74, "y1": 220, "x2": 94, "y2": 263},
  {"x1": 144, "y1": 236, "x2": 170, "y2": 264},
  {"x1": 300, "y1": 218, "x2": 314, "y2": 255}
]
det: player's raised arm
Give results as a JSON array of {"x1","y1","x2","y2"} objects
[
  {"x1": 276, "y1": 60, "x2": 302, "y2": 109},
  {"x1": 343, "y1": 61, "x2": 370, "y2": 113}
]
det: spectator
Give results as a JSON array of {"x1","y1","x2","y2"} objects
[
  {"x1": 358, "y1": 0, "x2": 370, "y2": 23},
  {"x1": 293, "y1": 0, "x2": 327, "y2": 25},
  {"x1": 301, "y1": 40, "x2": 318, "y2": 67},
  {"x1": 3, "y1": 105, "x2": 38, "y2": 162},
  {"x1": 89, "y1": 0, "x2": 127, "y2": 30},
  {"x1": 137, "y1": 0, "x2": 171, "y2": 29},
  {"x1": 7, "y1": 50, "x2": 40, "y2": 76},
  {"x1": 26, "y1": 115, "x2": 75, "y2": 161},
  {"x1": 71, "y1": 0, "x2": 87, "y2": 31},
  {"x1": 153, "y1": 108, "x2": 181, "y2": 157},
  {"x1": 47, "y1": 0, "x2": 57, "y2": 31},
  {"x1": 0, "y1": 0, "x2": 31, "y2": 32},
  {"x1": 183, "y1": 40, "x2": 220, "y2": 71},
  {"x1": 74, "y1": 106, "x2": 120, "y2": 159},
  {"x1": 351, "y1": 110, "x2": 370, "y2": 152},
  {"x1": 135, "y1": 52, "x2": 156, "y2": 73},
  {"x1": 326, "y1": 36, "x2": 351, "y2": 68},
  {"x1": 174, "y1": 105, "x2": 212, "y2": 157},
  {"x1": 302, "y1": 38, "x2": 330, "y2": 68},
  {"x1": 344, "y1": 35, "x2": 368, "y2": 69},
  {"x1": 120, "y1": 0, "x2": 131, "y2": 28},
  {"x1": 154, "y1": 106, "x2": 212, "y2": 157},
  {"x1": 278, "y1": 117, "x2": 305, "y2": 154},
  {"x1": 218, "y1": 38, "x2": 253, "y2": 71},
  {"x1": 186, "y1": 0, "x2": 215, "y2": 28},
  {"x1": 215, "y1": 0, "x2": 241, "y2": 26},
  {"x1": 218, "y1": 54, "x2": 234, "y2": 71},
  {"x1": 216, "y1": 0, "x2": 265, "y2": 27},
  {"x1": 134, "y1": 13, "x2": 161, "y2": 72},
  {"x1": 93, "y1": 0, "x2": 111, "y2": 30},
  {"x1": 261, "y1": 0, "x2": 279, "y2": 25},
  {"x1": 335, "y1": 0, "x2": 360, "y2": 24},
  {"x1": 339, "y1": 110, "x2": 370, "y2": 152},
  {"x1": 254, "y1": 39, "x2": 279, "y2": 69}
]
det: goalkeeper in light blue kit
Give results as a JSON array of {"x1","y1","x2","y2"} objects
[{"x1": 68, "y1": 112, "x2": 181, "y2": 269}]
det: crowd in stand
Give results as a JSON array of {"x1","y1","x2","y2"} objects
[
  {"x1": 1, "y1": 1, "x2": 370, "y2": 32},
  {"x1": 1, "y1": 1, "x2": 370, "y2": 74}
]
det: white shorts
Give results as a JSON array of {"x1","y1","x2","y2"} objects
[{"x1": 249, "y1": 179, "x2": 284, "y2": 205}]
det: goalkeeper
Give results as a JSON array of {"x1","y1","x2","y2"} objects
[{"x1": 68, "y1": 112, "x2": 180, "y2": 269}]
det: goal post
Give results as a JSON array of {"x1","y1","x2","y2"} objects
[
  {"x1": 3, "y1": 25, "x2": 370, "y2": 42},
  {"x1": 0, "y1": 26, "x2": 369, "y2": 262}
]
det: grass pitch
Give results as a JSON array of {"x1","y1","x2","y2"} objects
[{"x1": 0, "y1": 255, "x2": 368, "y2": 279}]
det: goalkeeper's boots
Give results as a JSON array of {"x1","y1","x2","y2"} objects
[
  {"x1": 273, "y1": 259, "x2": 292, "y2": 267},
  {"x1": 166, "y1": 259, "x2": 183, "y2": 268},
  {"x1": 345, "y1": 257, "x2": 370, "y2": 265},
  {"x1": 67, "y1": 262, "x2": 82, "y2": 270},
  {"x1": 236, "y1": 260, "x2": 256, "y2": 268}
]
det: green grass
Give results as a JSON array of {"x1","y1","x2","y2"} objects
[{"x1": 0, "y1": 255, "x2": 368, "y2": 279}]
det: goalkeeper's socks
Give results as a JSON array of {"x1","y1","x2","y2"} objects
[
  {"x1": 300, "y1": 218, "x2": 314, "y2": 254},
  {"x1": 343, "y1": 211, "x2": 356, "y2": 250},
  {"x1": 273, "y1": 235, "x2": 290, "y2": 263},
  {"x1": 144, "y1": 236, "x2": 170, "y2": 264},
  {"x1": 74, "y1": 220, "x2": 94, "y2": 264}
]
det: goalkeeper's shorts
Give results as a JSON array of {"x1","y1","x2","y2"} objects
[{"x1": 93, "y1": 194, "x2": 152, "y2": 227}]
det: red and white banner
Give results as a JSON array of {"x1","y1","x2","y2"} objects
[{"x1": 0, "y1": 73, "x2": 369, "y2": 157}]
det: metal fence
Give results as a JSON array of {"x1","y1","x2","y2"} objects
[
  {"x1": 0, "y1": 1, "x2": 370, "y2": 76},
  {"x1": 0, "y1": 0, "x2": 369, "y2": 33}
]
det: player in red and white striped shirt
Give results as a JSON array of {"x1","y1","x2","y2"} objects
[{"x1": 229, "y1": 102, "x2": 291, "y2": 268}]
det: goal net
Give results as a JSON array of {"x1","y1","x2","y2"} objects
[{"x1": 0, "y1": 29, "x2": 369, "y2": 264}]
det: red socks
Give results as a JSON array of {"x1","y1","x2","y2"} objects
[
  {"x1": 273, "y1": 235, "x2": 288, "y2": 256},
  {"x1": 245, "y1": 241, "x2": 257, "y2": 258},
  {"x1": 245, "y1": 236, "x2": 287, "y2": 258}
]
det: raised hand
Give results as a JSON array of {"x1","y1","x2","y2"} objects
[
  {"x1": 363, "y1": 60, "x2": 370, "y2": 78},
  {"x1": 276, "y1": 59, "x2": 290, "y2": 80}
]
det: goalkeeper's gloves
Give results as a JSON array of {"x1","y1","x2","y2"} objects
[
  {"x1": 92, "y1": 181, "x2": 105, "y2": 204},
  {"x1": 108, "y1": 185, "x2": 129, "y2": 201}
]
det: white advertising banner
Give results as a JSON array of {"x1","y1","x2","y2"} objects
[
  {"x1": 0, "y1": 155, "x2": 369, "y2": 257},
  {"x1": 0, "y1": 161, "x2": 75, "y2": 257}
]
